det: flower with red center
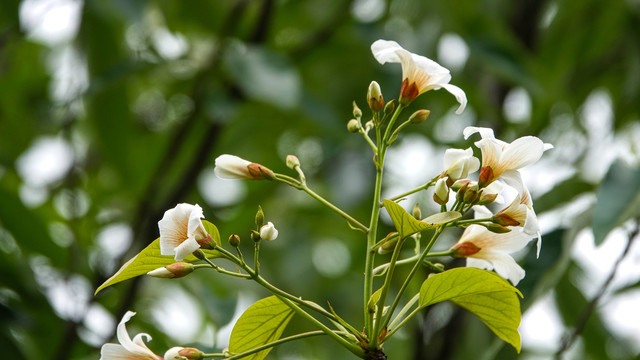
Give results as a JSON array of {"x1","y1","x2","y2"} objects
[
  {"x1": 451, "y1": 224, "x2": 536, "y2": 285},
  {"x1": 100, "y1": 311, "x2": 162, "y2": 360},
  {"x1": 463, "y1": 126, "x2": 552, "y2": 187},
  {"x1": 371, "y1": 39, "x2": 467, "y2": 112},
  {"x1": 158, "y1": 203, "x2": 208, "y2": 261}
]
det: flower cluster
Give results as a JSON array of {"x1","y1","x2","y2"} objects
[{"x1": 436, "y1": 127, "x2": 552, "y2": 285}]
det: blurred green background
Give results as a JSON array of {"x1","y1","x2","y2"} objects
[{"x1": 1, "y1": 0, "x2": 640, "y2": 359}]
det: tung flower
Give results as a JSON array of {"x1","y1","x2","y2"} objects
[
  {"x1": 100, "y1": 311, "x2": 162, "y2": 360},
  {"x1": 451, "y1": 224, "x2": 536, "y2": 285},
  {"x1": 214, "y1": 154, "x2": 275, "y2": 180},
  {"x1": 442, "y1": 147, "x2": 480, "y2": 182},
  {"x1": 159, "y1": 203, "x2": 208, "y2": 261},
  {"x1": 463, "y1": 126, "x2": 552, "y2": 187},
  {"x1": 371, "y1": 39, "x2": 467, "y2": 112}
]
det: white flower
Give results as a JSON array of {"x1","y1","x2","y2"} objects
[
  {"x1": 451, "y1": 224, "x2": 536, "y2": 285},
  {"x1": 158, "y1": 203, "x2": 208, "y2": 261},
  {"x1": 214, "y1": 154, "x2": 274, "y2": 180},
  {"x1": 371, "y1": 39, "x2": 467, "y2": 112},
  {"x1": 442, "y1": 147, "x2": 480, "y2": 181},
  {"x1": 100, "y1": 311, "x2": 161, "y2": 360},
  {"x1": 259, "y1": 222, "x2": 278, "y2": 241},
  {"x1": 463, "y1": 126, "x2": 552, "y2": 187}
]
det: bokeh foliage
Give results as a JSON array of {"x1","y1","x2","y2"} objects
[{"x1": 1, "y1": 0, "x2": 640, "y2": 359}]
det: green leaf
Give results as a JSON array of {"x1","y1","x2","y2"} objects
[
  {"x1": 592, "y1": 159, "x2": 640, "y2": 245},
  {"x1": 422, "y1": 211, "x2": 462, "y2": 226},
  {"x1": 383, "y1": 199, "x2": 460, "y2": 239},
  {"x1": 95, "y1": 220, "x2": 222, "y2": 295},
  {"x1": 419, "y1": 267, "x2": 523, "y2": 353},
  {"x1": 229, "y1": 296, "x2": 295, "y2": 360}
]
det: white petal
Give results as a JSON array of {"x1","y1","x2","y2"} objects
[
  {"x1": 473, "y1": 206, "x2": 493, "y2": 219},
  {"x1": 371, "y1": 39, "x2": 404, "y2": 64},
  {"x1": 163, "y1": 347, "x2": 185, "y2": 360},
  {"x1": 214, "y1": 154, "x2": 252, "y2": 179},
  {"x1": 100, "y1": 343, "x2": 139, "y2": 360},
  {"x1": 463, "y1": 126, "x2": 495, "y2": 140},
  {"x1": 440, "y1": 83, "x2": 467, "y2": 114},
  {"x1": 173, "y1": 237, "x2": 200, "y2": 261},
  {"x1": 500, "y1": 136, "x2": 545, "y2": 171},
  {"x1": 443, "y1": 148, "x2": 471, "y2": 169},
  {"x1": 481, "y1": 251, "x2": 526, "y2": 285},
  {"x1": 158, "y1": 205, "x2": 191, "y2": 255},
  {"x1": 116, "y1": 311, "x2": 138, "y2": 353},
  {"x1": 186, "y1": 204, "x2": 206, "y2": 239}
]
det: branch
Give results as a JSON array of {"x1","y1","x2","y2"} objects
[{"x1": 555, "y1": 218, "x2": 640, "y2": 359}]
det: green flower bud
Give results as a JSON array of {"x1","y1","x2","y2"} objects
[
  {"x1": 255, "y1": 205, "x2": 265, "y2": 228},
  {"x1": 251, "y1": 230, "x2": 261, "y2": 242},
  {"x1": 412, "y1": 203, "x2": 422, "y2": 220},
  {"x1": 347, "y1": 119, "x2": 361, "y2": 133},
  {"x1": 286, "y1": 155, "x2": 300, "y2": 169},
  {"x1": 229, "y1": 234, "x2": 241, "y2": 248},
  {"x1": 408, "y1": 109, "x2": 431, "y2": 124},
  {"x1": 383, "y1": 99, "x2": 396, "y2": 117},
  {"x1": 353, "y1": 101, "x2": 363, "y2": 119},
  {"x1": 367, "y1": 81, "x2": 384, "y2": 112}
]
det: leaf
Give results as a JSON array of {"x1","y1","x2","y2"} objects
[
  {"x1": 95, "y1": 220, "x2": 222, "y2": 295},
  {"x1": 419, "y1": 267, "x2": 523, "y2": 353},
  {"x1": 422, "y1": 211, "x2": 462, "y2": 226},
  {"x1": 229, "y1": 296, "x2": 295, "y2": 360},
  {"x1": 383, "y1": 199, "x2": 460, "y2": 239},
  {"x1": 592, "y1": 159, "x2": 640, "y2": 245}
]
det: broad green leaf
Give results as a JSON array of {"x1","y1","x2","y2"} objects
[
  {"x1": 419, "y1": 267, "x2": 523, "y2": 352},
  {"x1": 592, "y1": 159, "x2": 640, "y2": 245},
  {"x1": 422, "y1": 211, "x2": 462, "y2": 226},
  {"x1": 229, "y1": 296, "x2": 295, "y2": 360},
  {"x1": 383, "y1": 199, "x2": 460, "y2": 239},
  {"x1": 95, "y1": 220, "x2": 222, "y2": 295}
]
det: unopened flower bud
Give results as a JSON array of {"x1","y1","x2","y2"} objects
[
  {"x1": 367, "y1": 81, "x2": 384, "y2": 112},
  {"x1": 353, "y1": 101, "x2": 363, "y2": 119},
  {"x1": 450, "y1": 242, "x2": 481, "y2": 258},
  {"x1": 148, "y1": 262, "x2": 195, "y2": 279},
  {"x1": 364, "y1": 120, "x2": 374, "y2": 132},
  {"x1": 383, "y1": 99, "x2": 396, "y2": 117},
  {"x1": 178, "y1": 347, "x2": 205, "y2": 360},
  {"x1": 484, "y1": 223, "x2": 512, "y2": 233},
  {"x1": 377, "y1": 232, "x2": 399, "y2": 254},
  {"x1": 462, "y1": 183, "x2": 479, "y2": 203},
  {"x1": 247, "y1": 163, "x2": 276, "y2": 180},
  {"x1": 260, "y1": 222, "x2": 278, "y2": 241},
  {"x1": 250, "y1": 230, "x2": 261, "y2": 242},
  {"x1": 451, "y1": 179, "x2": 470, "y2": 193},
  {"x1": 255, "y1": 205, "x2": 265, "y2": 228},
  {"x1": 286, "y1": 155, "x2": 300, "y2": 169},
  {"x1": 412, "y1": 203, "x2": 422, "y2": 220},
  {"x1": 347, "y1": 119, "x2": 361, "y2": 133},
  {"x1": 408, "y1": 109, "x2": 431, "y2": 124},
  {"x1": 476, "y1": 192, "x2": 498, "y2": 206},
  {"x1": 433, "y1": 178, "x2": 449, "y2": 205},
  {"x1": 164, "y1": 347, "x2": 185, "y2": 360},
  {"x1": 229, "y1": 234, "x2": 241, "y2": 248}
]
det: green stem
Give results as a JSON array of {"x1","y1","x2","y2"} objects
[
  {"x1": 363, "y1": 124, "x2": 384, "y2": 338},
  {"x1": 359, "y1": 128, "x2": 378, "y2": 153},
  {"x1": 386, "y1": 305, "x2": 421, "y2": 339},
  {"x1": 203, "y1": 331, "x2": 330, "y2": 359},
  {"x1": 370, "y1": 236, "x2": 405, "y2": 347},
  {"x1": 381, "y1": 227, "x2": 444, "y2": 332},
  {"x1": 387, "y1": 293, "x2": 419, "y2": 330},
  {"x1": 274, "y1": 174, "x2": 368, "y2": 233},
  {"x1": 385, "y1": 175, "x2": 439, "y2": 204}
]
